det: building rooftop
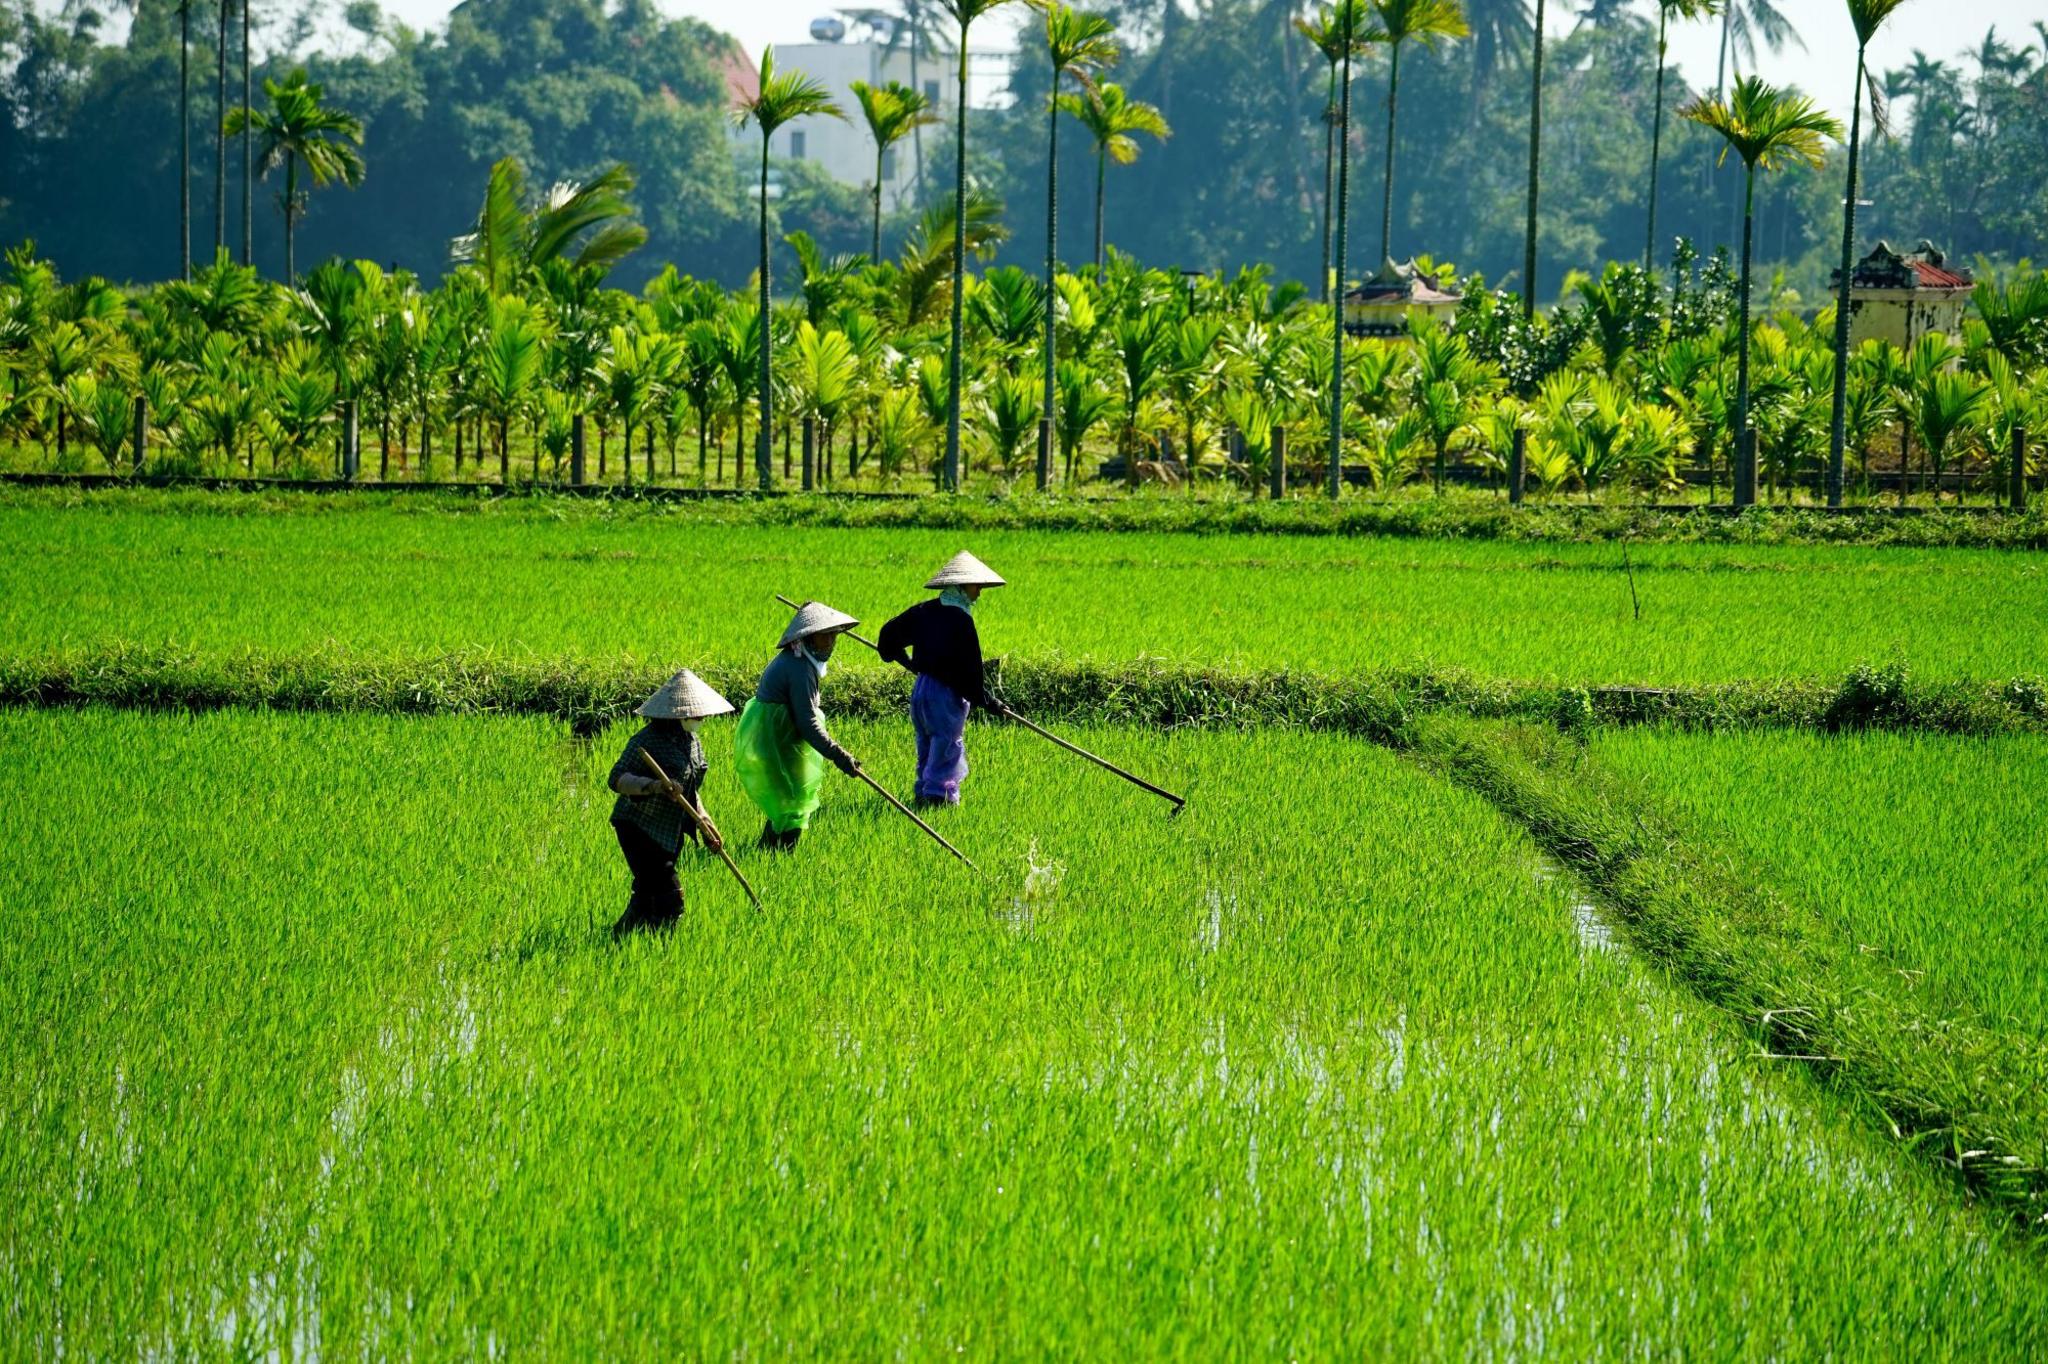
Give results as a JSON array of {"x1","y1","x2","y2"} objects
[
  {"x1": 1839, "y1": 240, "x2": 1974, "y2": 292},
  {"x1": 1343, "y1": 257, "x2": 1463, "y2": 306}
]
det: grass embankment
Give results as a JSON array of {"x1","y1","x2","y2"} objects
[
  {"x1": 8, "y1": 477, "x2": 2048, "y2": 548},
  {"x1": 1597, "y1": 730, "x2": 2048, "y2": 1047},
  {"x1": 4, "y1": 643, "x2": 2043, "y2": 738},
  {"x1": 6, "y1": 707, "x2": 2044, "y2": 1355},
  {"x1": 6, "y1": 491, "x2": 2045, "y2": 684},
  {"x1": 1415, "y1": 719, "x2": 2048, "y2": 1233}
]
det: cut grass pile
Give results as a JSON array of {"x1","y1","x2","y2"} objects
[
  {"x1": 4, "y1": 491, "x2": 2045, "y2": 684},
  {"x1": 6, "y1": 707, "x2": 2046, "y2": 1355},
  {"x1": 1596, "y1": 729, "x2": 2048, "y2": 1047}
]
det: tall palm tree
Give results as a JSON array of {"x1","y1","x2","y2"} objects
[
  {"x1": 1684, "y1": 76, "x2": 1839, "y2": 507},
  {"x1": 224, "y1": 70, "x2": 365, "y2": 283},
  {"x1": 1322, "y1": 0, "x2": 1373, "y2": 499},
  {"x1": 850, "y1": 80, "x2": 938, "y2": 262},
  {"x1": 179, "y1": 0, "x2": 191, "y2": 279},
  {"x1": 1058, "y1": 81, "x2": 1170, "y2": 273},
  {"x1": 734, "y1": 48, "x2": 844, "y2": 492},
  {"x1": 214, "y1": 0, "x2": 228, "y2": 253},
  {"x1": 240, "y1": 0, "x2": 251, "y2": 266},
  {"x1": 1034, "y1": 2, "x2": 1118, "y2": 491},
  {"x1": 937, "y1": 0, "x2": 1016, "y2": 493},
  {"x1": 1295, "y1": 7, "x2": 1355, "y2": 304},
  {"x1": 1371, "y1": 0, "x2": 1469, "y2": 265},
  {"x1": 451, "y1": 158, "x2": 649, "y2": 295},
  {"x1": 1646, "y1": 0, "x2": 1722, "y2": 270},
  {"x1": 1825, "y1": 0, "x2": 1913, "y2": 508},
  {"x1": 1521, "y1": 0, "x2": 1543, "y2": 317}
]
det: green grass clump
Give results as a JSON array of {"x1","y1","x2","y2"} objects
[
  {"x1": 1596, "y1": 728, "x2": 2048, "y2": 1047},
  {"x1": 9, "y1": 479, "x2": 2048, "y2": 549},
  {"x1": 4, "y1": 491, "x2": 2045, "y2": 685},
  {"x1": 4, "y1": 707, "x2": 2046, "y2": 1356},
  {"x1": 9, "y1": 642, "x2": 2043, "y2": 740}
]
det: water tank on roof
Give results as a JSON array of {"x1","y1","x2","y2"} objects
[{"x1": 810, "y1": 17, "x2": 846, "y2": 41}]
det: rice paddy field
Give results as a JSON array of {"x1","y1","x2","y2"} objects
[
  {"x1": 1596, "y1": 730, "x2": 2048, "y2": 1047},
  {"x1": 4, "y1": 486, "x2": 2047, "y2": 1357},
  {"x1": 3, "y1": 490, "x2": 2044, "y2": 683}
]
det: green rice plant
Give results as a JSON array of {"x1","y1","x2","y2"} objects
[
  {"x1": 3, "y1": 707, "x2": 2046, "y2": 1355},
  {"x1": 3, "y1": 493, "x2": 2044, "y2": 686},
  {"x1": 1596, "y1": 727, "x2": 2048, "y2": 1047}
]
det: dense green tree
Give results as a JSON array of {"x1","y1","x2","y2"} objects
[
  {"x1": 1684, "y1": 76, "x2": 1839, "y2": 506},
  {"x1": 1033, "y1": 2, "x2": 1119, "y2": 489},
  {"x1": 734, "y1": 46, "x2": 843, "y2": 492},
  {"x1": 850, "y1": 79, "x2": 939, "y2": 262},
  {"x1": 223, "y1": 69, "x2": 364, "y2": 281},
  {"x1": 1824, "y1": 0, "x2": 1912, "y2": 507},
  {"x1": 1370, "y1": 0, "x2": 1468, "y2": 266},
  {"x1": 937, "y1": 0, "x2": 1017, "y2": 492}
]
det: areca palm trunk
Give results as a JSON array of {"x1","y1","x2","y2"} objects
[
  {"x1": 215, "y1": 0, "x2": 227, "y2": 252},
  {"x1": 1524, "y1": 0, "x2": 1544, "y2": 316},
  {"x1": 283, "y1": 150, "x2": 298, "y2": 281},
  {"x1": 872, "y1": 144, "x2": 886, "y2": 262},
  {"x1": 1092, "y1": 147, "x2": 1106, "y2": 272},
  {"x1": 1825, "y1": 47, "x2": 1868, "y2": 508},
  {"x1": 1644, "y1": 6, "x2": 1665, "y2": 270},
  {"x1": 756, "y1": 134, "x2": 774, "y2": 492},
  {"x1": 1328, "y1": 32, "x2": 1354, "y2": 500},
  {"x1": 1733, "y1": 164, "x2": 1757, "y2": 507},
  {"x1": 943, "y1": 36, "x2": 970, "y2": 493},
  {"x1": 1321, "y1": 66, "x2": 1336, "y2": 302},
  {"x1": 179, "y1": 0, "x2": 191, "y2": 279},
  {"x1": 1379, "y1": 40, "x2": 1401, "y2": 265},
  {"x1": 240, "y1": 0, "x2": 251, "y2": 266},
  {"x1": 1040, "y1": 68, "x2": 1061, "y2": 492}
]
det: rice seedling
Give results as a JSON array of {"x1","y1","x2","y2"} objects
[
  {"x1": 3, "y1": 493, "x2": 2043, "y2": 685},
  {"x1": 4, "y1": 707, "x2": 2044, "y2": 1357},
  {"x1": 1596, "y1": 728, "x2": 2048, "y2": 1045}
]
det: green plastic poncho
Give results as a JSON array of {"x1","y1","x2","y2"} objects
[{"x1": 734, "y1": 697, "x2": 826, "y2": 833}]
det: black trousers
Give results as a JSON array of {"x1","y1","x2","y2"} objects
[{"x1": 614, "y1": 822, "x2": 684, "y2": 933}]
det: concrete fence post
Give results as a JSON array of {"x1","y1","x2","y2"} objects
[
  {"x1": 1509, "y1": 428, "x2": 1526, "y2": 506},
  {"x1": 1270, "y1": 426, "x2": 1287, "y2": 500},
  {"x1": 132, "y1": 395, "x2": 147, "y2": 472},
  {"x1": 2011, "y1": 425, "x2": 2028, "y2": 511},
  {"x1": 801, "y1": 417, "x2": 816, "y2": 492},
  {"x1": 571, "y1": 413, "x2": 586, "y2": 487}
]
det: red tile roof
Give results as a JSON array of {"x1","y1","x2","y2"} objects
[{"x1": 1910, "y1": 259, "x2": 1973, "y2": 290}]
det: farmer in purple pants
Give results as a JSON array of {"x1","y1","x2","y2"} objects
[{"x1": 877, "y1": 551, "x2": 1007, "y2": 808}]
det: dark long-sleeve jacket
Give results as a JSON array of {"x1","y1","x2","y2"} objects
[
  {"x1": 877, "y1": 599, "x2": 988, "y2": 706},
  {"x1": 609, "y1": 723, "x2": 707, "y2": 854},
  {"x1": 754, "y1": 649, "x2": 857, "y2": 771}
]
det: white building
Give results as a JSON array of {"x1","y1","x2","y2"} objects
[{"x1": 755, "y1": 18, "x2": 960, "y2": 213}]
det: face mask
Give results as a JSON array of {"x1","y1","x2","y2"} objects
[
  {"x1": 797, "y1": 642, "x2": 830, "y2": 678},
  {"x1": 680, "y1": 717, "x2": 704, "y2": 733},
  {"x1": 939, "y1": 586, "x2": 976, "y2": 615}
]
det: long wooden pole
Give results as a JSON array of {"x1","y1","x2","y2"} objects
[
  {"x1": 639, "y1": 750, "x2": 763, "y2": 911},
  {"x1": 776, "y1": 592, "x2": 1185, "y2": 810},
  {"x1": 996, "y1": 705, "x2": 1185, "y2": 810},
  {"x1": 854, "y1": 767, "x2": 983, "y2": 875}
]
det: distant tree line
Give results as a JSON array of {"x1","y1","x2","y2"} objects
[{"x1": 2, "y1": 0, "x2": 2044, "y2": 297}]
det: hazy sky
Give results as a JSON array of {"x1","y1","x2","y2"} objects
[{"x1": 368, "y1": 0, "x2": 2042, "y2": 118}]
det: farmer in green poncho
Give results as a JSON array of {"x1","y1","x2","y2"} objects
[{"x1": 735, "y1": 600, "x2": 864, "y2": 850}]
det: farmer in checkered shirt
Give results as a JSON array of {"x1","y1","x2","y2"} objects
[{"x1": 606, "y1": 669, "x2": 733, "y2": 938}]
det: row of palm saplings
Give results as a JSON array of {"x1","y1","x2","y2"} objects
[{"x1": 5, "y1": 230, "x2": 2043, "y2": 499}]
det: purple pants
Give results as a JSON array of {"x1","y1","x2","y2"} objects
[{"x1": 911, "y1": 673, "x2": 971, "y2": 803}]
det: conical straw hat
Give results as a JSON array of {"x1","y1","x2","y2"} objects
[
  {"x1": 636, "y1": 669, "x2": 735, "y2": 720},
  {"x1": 777, "y1": 600, "x2": 861, "y2": 650},
  {"x1": 924, "y1": 550, "x2": 1006, "y2": 590}
]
